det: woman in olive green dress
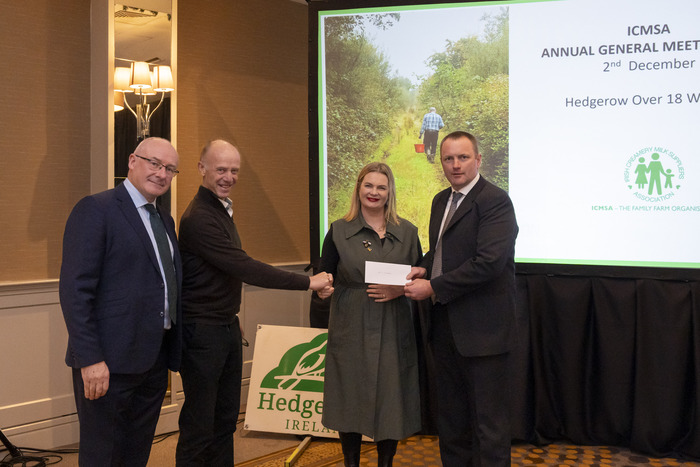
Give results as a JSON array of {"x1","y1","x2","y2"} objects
[{"x1": 320, "y1": 162, "x2": 422, "y2": 467}]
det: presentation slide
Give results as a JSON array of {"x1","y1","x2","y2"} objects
[{"x1": 312, "y1": 0, "x2": 700, "y2": 275}]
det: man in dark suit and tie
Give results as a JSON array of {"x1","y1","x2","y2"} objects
[
  {"x1": 59, "y1": 137, "x2": 182, "y2": 466},
  {"x1": 405, "y1": 130, "x2": 518, "y2": 466}
]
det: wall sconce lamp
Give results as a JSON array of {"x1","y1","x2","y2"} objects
[{"x1": 114, "y1": 61, "x2": 174, "y2": 142}]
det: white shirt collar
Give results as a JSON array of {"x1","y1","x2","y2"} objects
[
  {"x1": 220, "y1": 197, "x2": 233, "y2": 216},
  {"x1": 123, "y1": 179, "x2": 153, "y2": 209},
  {"x1": 454, "y1": 172, "x2": 480, "y2": 198}
]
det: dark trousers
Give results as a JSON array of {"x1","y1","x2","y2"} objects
[
  {"x1": 430, "y1": 309, "x2": 510, "y2": 467},
  {"x1": 423, "y1": 129, "x2": 440, "y2": 156},
  {"x1": 72, "y1": 341, "x2": 169, "y2": 467},
  {"x1": 309, "y1": 290, "x2": 330, "y2": 329},
  {"x1": 176, "y1": 321, "x2": 242, "y2": 466}
]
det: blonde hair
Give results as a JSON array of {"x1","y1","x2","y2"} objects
[{"x1": 343, "y1": 162, "x2": 399, "y2": 225}]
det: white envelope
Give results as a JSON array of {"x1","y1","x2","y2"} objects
[{"x1": 364, "y1": 261, "x2": 411, "y2": 286}]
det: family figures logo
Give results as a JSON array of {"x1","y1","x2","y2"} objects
[{"x1": 624, "y1": 147, "x2": 684, "y2": 202}]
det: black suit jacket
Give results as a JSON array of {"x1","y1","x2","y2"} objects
[
  {"x1": 420, "y1": 176, "x2": 518, "y2": 357},
  {"x1": 60, "y1": 182, "x2": 183, "y2": 374}
]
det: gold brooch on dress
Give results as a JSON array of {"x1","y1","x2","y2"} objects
[{"x1": 362, "y1": 240, "x2": 372, "y2": 252}]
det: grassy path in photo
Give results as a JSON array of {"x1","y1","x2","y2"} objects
[{"x1": 328, "y1": 114, "x2": 448, "y2": 252}]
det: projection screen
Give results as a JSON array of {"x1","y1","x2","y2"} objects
[{"x1": 309, "y1": 0, "x2": 700, "y2": 279}]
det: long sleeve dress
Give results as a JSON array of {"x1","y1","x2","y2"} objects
[{"x1": 320, "y1": 214, "x2": 422, "y2": 441}]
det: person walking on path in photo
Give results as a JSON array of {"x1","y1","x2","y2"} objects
[{"x1": 419, "y1": 106, "x2": 444, "y2": 163}]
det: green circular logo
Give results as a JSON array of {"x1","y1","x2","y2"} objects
[{"x1": 623, "y1": 147, "x2": 684, "y2": 202}]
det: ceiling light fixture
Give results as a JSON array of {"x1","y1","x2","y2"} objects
[{"x1": 114, "y1": 61, "x2": 174, "y2": 142}]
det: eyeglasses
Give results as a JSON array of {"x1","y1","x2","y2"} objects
[{"x1": 134, "y1": 154, "x2": 179, "y2": 176}]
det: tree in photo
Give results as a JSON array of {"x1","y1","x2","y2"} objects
[{"x1": 418, "y1": 8, "x2": 510, "y2": 189}]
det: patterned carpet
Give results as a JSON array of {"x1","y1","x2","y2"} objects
[{"x1": 237, "y1": 435, "x2": 700, "y2": 467}]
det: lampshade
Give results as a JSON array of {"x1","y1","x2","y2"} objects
[
  {"x1": 116, "y1": 60, "x2": 175, "y2": 142},
  {"x1": 114, "y1": 91, "x2": 124, "y2": 111},
  {"x1": 114, "y1": 67, "x2": 134, "y2": 93},
  {"x1": 129, "y1": 61, "x2": 152, "y2": 89},
  {"x1": 152, "y1": 66, "x2": 174, "y2": 92},
  {"x1": 138, "y1": 77, "x2": 157, "y2": 96}
]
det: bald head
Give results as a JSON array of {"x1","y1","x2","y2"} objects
[
  {"x1": 135, "y1": 137, "x2": 176, "y2": 158},
  {"x1": 200, "y1": 139, "x2": 239, "y2": 163}
]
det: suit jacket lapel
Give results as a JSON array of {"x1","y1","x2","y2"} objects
[
  {"x1": 430, "y1": 188, "x2": 451, "y2": 248},
  {"x1": 158, "y1": 205, "x2": 182, "y2": 279},
  {"x1": 115, "y1": 183, "x2": 161, "y2": 273},
  {"x1": 443, "y1": 176, "x2": 487, "y2": 232},
  {"x1": 157, "y1": 205, "x2": 177, "y2": 246}
]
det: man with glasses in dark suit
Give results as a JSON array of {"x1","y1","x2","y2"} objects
[{"x1": 60, "y1": 137, "x2": 182, "y2": 466}]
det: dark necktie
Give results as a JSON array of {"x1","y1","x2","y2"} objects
[
  {"x1": 144, "y1": 204, "x2": 177, "y2": 324},
  {"x1": 431, "y1": 192, "x2": 463, "y2": 279}
]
